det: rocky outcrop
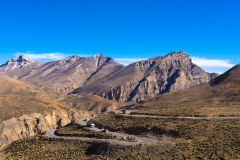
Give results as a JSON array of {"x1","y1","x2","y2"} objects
[
  {"x1": 76, "y1": 51, "x2": 219, "y2": 102},
  {"x1": 0, "y1": 109, "x2": 87, "y2": 146}
]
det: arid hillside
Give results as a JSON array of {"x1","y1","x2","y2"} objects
[{"x1": 0, "y1": 74, "x2": 123, "y2": 146}]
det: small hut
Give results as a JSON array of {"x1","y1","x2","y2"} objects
[
  {"x1": 86, "y1": 120, "x2": 95, "y2": 128},
  {"x1": 122, "y1": 109, "x2": 127, "y2": 114}
]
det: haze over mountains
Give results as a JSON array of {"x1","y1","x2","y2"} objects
[{"x1": 0, "y1": 51, "x2": 218, "y2": 102}]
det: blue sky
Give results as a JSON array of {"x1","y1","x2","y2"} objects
[{"x1": 0, "y1": 0, "x2": 239, "y2": 73}]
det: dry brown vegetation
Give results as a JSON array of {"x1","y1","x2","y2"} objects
[
  {"x1": 3, "y1": 113, "x2": 240, "y2": 160},
  {"x1": 93, "y1": 112, "x2": 240, "y2": 159},
  {"x1": 2, "y1": 105, "x2": 240, "y2": 159},
  {"x1": 2, "y1": 136, "x2": 147, "y2": 160},
  {"x1": 55, "y1": 122, "x2": 117, "y2": 139}
]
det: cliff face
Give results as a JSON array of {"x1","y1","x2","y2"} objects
[
  {"x1": 76, "y1": 51, "x2": 218, "y2": 102},
  {"x1": 0, "y1": 109, "x2": 87, "y2": 146}
]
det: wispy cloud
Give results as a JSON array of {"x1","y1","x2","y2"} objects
[
  {"x1": 15, "y1": 52, "x2": 68, "y2": 61},
  {"x1": 115, "y1": 58, "x2": 146, "y2": 65},
  {"x1": 15, "y1": 52, "x2": 91, "y2": 62},
  {"x1": 192, "y1": 57, "x2": 234, "y2": 74},
  {"x1": 192, "y1": 57, "x2": 234, "y2": 68}
]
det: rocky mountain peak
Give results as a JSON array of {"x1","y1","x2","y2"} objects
[
  {"x1": 164, "y1": 51, "x2": 191, "y2": 61},
  {"x1": 6, "y1": 54, "x2": 33, "y2": 65},
  {"x1": 0, "y1": 54, "x2": 36, "y2": 73},
  {"x1": 158, "y1": 51, "x2": 192, "y2": 68},
  {"x1": 94, "y1": 53, "x2": 105, "y2": 58},
  {"x1": 92, "y1": 53, "x2": 116, "y2": 66},
  {"x1": 135, "y1": 51, "x2": 191, "y2": 68},
  {"x1": 59, "y1": 55, "x2": 81, "y2": 63},
  {"x1": 167, "y1": 50, "x2": 189, "y2": 57},
  {"x1": 69, "y1": 55, "x2": 80, "y2": 59},
  {"x1": 18, "y1": 54, "x2": 28, "y2": 60}
]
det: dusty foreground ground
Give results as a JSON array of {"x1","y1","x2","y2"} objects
[{"x1": 1, "y1": 112, "x2": 240, "y2": 160}]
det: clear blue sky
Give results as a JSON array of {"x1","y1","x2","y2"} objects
[{"x1": 0, "y1": 0, "x2": 239, "y2": 73}]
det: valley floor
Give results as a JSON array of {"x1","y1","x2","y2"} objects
[{"x1": 2, "y1": 111, "x2": 240, "y2": 160}]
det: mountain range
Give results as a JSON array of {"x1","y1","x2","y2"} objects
[
  {"x1": 0, "y1": 51, "x2": 218, "y2": 102},
  {"x1": 0, "y1": 54, "x2": 123, "y2": 94},
  {"x1": 1, "y1": 51, "x2": 240, "y2": 147}
]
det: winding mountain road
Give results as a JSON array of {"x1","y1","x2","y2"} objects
[
  {"x1": 45, "y1": 112, "x2": 240, "y2": 146},
  {"x1": 45, "y1": 117, "x2": 158, "y2": 146},
  {"x1": 45, "y1": 130, "x2": 157, "y2": 146},
  {"x1": 120, "y1": 113, "x2": 240, "y2": 120}
]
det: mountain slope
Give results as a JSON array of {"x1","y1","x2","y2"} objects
[
  {"x1": 0, "y1": 74, "x2": 39, "y2": 95},
  {"x1": 0, "y1": 54, "x2": 124, "y2": 93},
  {"x1": 0, "y1": 74, "x2": 87, "y2": 146},
  {"x1": 210, "y1": 64, "x2": 240, "y2": 86},
  {"x1": 73, "y1": 51, "x2": 218, "y2": 102},
  {"x1": 127, "y1": 64, "x2": 240, "y2": 116}
]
